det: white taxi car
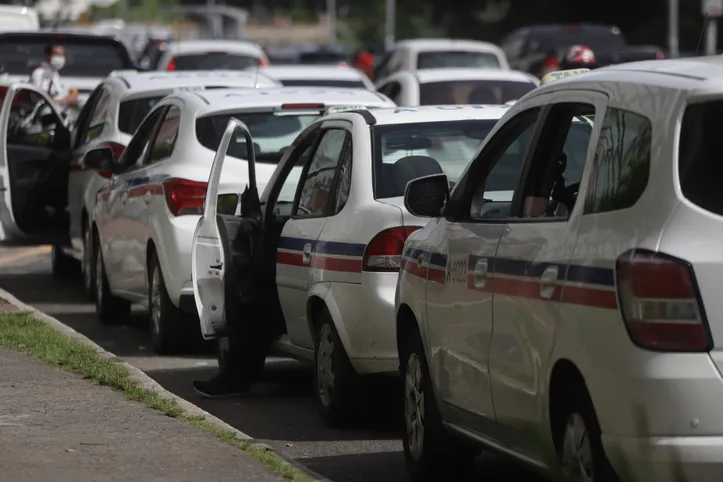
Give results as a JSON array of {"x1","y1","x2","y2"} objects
[
  {"x1": 260, "y1": 65, "x2": 375, "y2": 90},
  {"x1": 191, "y1": 104, "x2": 510, "y2": 426},
  {"x1": 54, "y1": 70, "x2": 281, "y2": 299},
  {"x1": 156, "y1": 39, "x2": 270, "y2": 71},
  {"x1": 396, "y1": 60, "x2": 723, "y2": 482},
  {"x1": 374, "y1": 39, "x2": 510, "y2": 80},
  {"x1": 85, "y1": 87, "x2": 394, "y2": 355},
  {"x1": 375, "y1": 68, "x2": 538, "y2": 107}
]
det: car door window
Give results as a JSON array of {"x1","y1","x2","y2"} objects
[
  {"x1": 272, "y1": 141, "x2": 316, "y2": 217},
  {"x1": 294, "y1": 129, "x2": 349, "y2": 218},
  {"x1": 518, "y1": 102, "x2": 595, "y2": 219},
  {"x1": 73, "y1": 85, "x2": 102, "y2": 148},
  {"x1": 83, "y1": 87, "x2": 110, "y2": 144},
  {"x1": 116, "y1": 107, "x2": 166, "y2": 171},
  {"x1": 453, "y1": 108, "x2": 540, "y2": 221},
  {"x1": 331, "y1": 142, "x2": 352, "y2": 213},
  {"x1": 6, "y1": 89, "x2": 62, "y2": 149},
  {"x1": 145, "y1": 105, "x2": 181, "y2": 165}
]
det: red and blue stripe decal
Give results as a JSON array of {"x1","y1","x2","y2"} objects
[
  {"x1": 402, "y1": 249, "x2": 618, "y2": 310},
  {"x1": 276, "y1": 236, "x2": 367, "y2": 273}
]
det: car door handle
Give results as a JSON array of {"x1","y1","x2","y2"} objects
[
  {"x1": 473, "y1": 258, "x2": 488, "y2": 289},
  {"x1": 302, "y1": 243, "x2": 312, "y2": 265},
  {"x1": 540, "y1": 265, "x2": 559, "y2": 300},
  {"x1": 209, "y1": 263, "x2": 222, "y2": 270}
]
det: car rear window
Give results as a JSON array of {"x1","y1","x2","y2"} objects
[
  {"x1": 196, "y1": 111, "x2": 319, "y2": 163},
  {"x1": 171, "y1": 52, "x2": 259, "y2": 70},
  {"x1": 372, "y1": 119, "x2": 497, "y2": 199},
  {"x1": 279, "y1": 79, "x2": 366, "y2": 88},
  {"x1": 417, "y1": 51, "x2": 501, "y2": 69},
  {"x1": 419, "y1": 80, "x2": 535, "y2": 105},
  {"x1": 679, "y1": 100, "x2": 723, "y2": 216},
  {"x1": 0, "y1": 35, "x2": 133, "y2": 77}
]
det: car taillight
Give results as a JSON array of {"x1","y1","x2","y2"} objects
[
  {"x1": 616, "y1": 249, "x2": 711, "y2": 352},
  {"x1": 656, "y1": 52, "x2": 666, "y2": 60},
  {"x1": 540, "y1": 56, "x2": 560, "y2": 76},
  {"x1": 363, "y1": 226, "x2": 423, "y2": 272},
  {"x1": 162, "y1": 178, "x2": 207, "y2": 216},
  {"x1": 259, "y1": 57, "x2": 268, "y2": 67},
  {"x1": 166, "y1": 57, "x2": 176, "y2": 71}
]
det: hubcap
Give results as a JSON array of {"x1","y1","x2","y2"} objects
[
  {"x1": 561, "y1": 413, "x2": 594, "y2": 482},
  {"x1": 83, "y1": 230, "x2": 92, "y2": 290},
  {"x1": 405, "y1": 352, "x2": 425, "y2": 461},
  {"x1": 150, "y1": 268, "x2": 162, "y2": 335},
  {"x1": 95, "y1": 247, "x2": 103, "y2": 306},
  {"x1": 316, "y1": 323, "x2": 335, "y2": 407}
]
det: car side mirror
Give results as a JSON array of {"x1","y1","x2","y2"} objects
[
  {"x1": 404, "y1": 173, "x2": 450, "y2": 218},
  {"x1": 83, "y1": 147, "x2": 114, "y2": 172}
]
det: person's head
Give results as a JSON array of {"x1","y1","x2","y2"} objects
[{"x1": 44, "y1": 44, "x2": 66, "y2": 71}]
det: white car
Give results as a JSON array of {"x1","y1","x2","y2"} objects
[
  {"x1": 52, "y1": 70, "x2": 281, "y2": 299},
  {"x1": 156, "y1": 39, "x2": 270, "y2": 71},
  {"x1": 395, "y1": 60, "x2": 723, "y2": 482},
  {"x1": 374, "y1": 38, "x2": 510, "y2": 80},
  {"x1": 260, "y1": 65, "x2": 375, "y2": 90},
  {"x1": 86, "y1": 87, "x2": 394, "y2": 354},
  {"x1": 376, "y1": 68, "x2": 539, "y2": 107},
  {"x1": 191, "y1": 104, "x2": 509, "y2": 426},
  {"x1": 0, "y1": 5, "x2": 39, "y2": 31}
]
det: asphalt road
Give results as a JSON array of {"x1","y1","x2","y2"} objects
[{"x1": 0, "y1": 246, "x2": 545, "y2": 482}]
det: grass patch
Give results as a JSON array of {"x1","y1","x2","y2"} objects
[{"x1": 0, "y1": 312, "x2": 311, "y2": 482}]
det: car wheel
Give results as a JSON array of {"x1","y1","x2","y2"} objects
[
  {"x1": 51, "y1": 244, "x2": 79, "y2": 280},
  {"x1": 148, "y1": 252, "x2": 199, "y2": 355},
  {"x1": 94, "y1": 236, "x2": 130, "y2": 325},
  {"x1": 313, "y1": 311, "x2": 362, "y2": 428},
  {"x1": 401, "y1": 328, "x2": 478, "y2": 482},
  {"x1": 557, "y1": 385, "x2": 618, "y2": 482},
  {"x1": 81, "y1": 227, "x2": 95, "y2": 300}
]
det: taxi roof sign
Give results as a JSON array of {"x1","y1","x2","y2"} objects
[
  {"x1": 173, "y1": 85, "x2": 205, "y2": 93},
  {"x1": 540, "y1": 68, "x2": 590, "y2": 85},
  {"x1": 324, "y1": 104, "x2": 368, "y2": 115},
  {"x1": 107, "y1": 69, "x2": 138, "y2": 78}
]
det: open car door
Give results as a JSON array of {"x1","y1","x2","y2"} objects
[
  {"x1": 192, "y1": 118, "x2": 261, "y2": 340},
  {"x1": 0, "y1": 84, "x2": 72, "y2": 243}
]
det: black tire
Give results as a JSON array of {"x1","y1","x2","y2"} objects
[
  {"x1": 81, "y1": 226, "x2": 95, "y2": 301},
  {"x1": 51, "y1": 244, "x2": 79, "y2": 280},
  {"x1": 555, "y1": 384, "x2": 619, "y2": 482},
  {"x1": 94, "y1": 233, "x2": 130, "y2": 325},
  {"x1": 313, "y1": 310, "x2": 362, "y2": 428},
  {"x1": 401, "y1": 328, "x2": 478, "y2": 482},
  {"x1": 148, "y1": 252, "x2": 200, "y2": 355}
]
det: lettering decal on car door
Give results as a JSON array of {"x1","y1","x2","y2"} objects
[{"x1": 445, "y1": 255, "x2": 469, "y2": 284}]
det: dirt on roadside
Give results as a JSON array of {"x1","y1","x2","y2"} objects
[{"x1": 0, "y1": 299, "x2": 21, "y2": 313}]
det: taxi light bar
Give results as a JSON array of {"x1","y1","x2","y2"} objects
[
  {"x1": 540, "y1": 68, "x2": 590, "y2": 85},
  {"x1": 281, "y1": 103, "x2": 325, "y2": 110},
  {"x1": 363, "y1": 226, "x2": 423, "y2": 272},
  {"x1": 616, "y1": 249, "x2": 712, "y2": 352},
  {"x1": 163, "y1": 178, "x2": 207, "y2": 216},
  {"x1": 324, "y1": 105, "x2": 368, "y2": 115}
]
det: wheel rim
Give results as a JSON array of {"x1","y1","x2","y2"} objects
[
  {"x1": 94, "y1": 247, "x2": 103, "y2": 306},
  {"x1": 316, "y1": 323, "x2": 335, "y2": 407},
  {"x1": 150, "y1": 267, "x2": 162, "y2": 335},
  {"x1": 405, "y1": 352, "x2": 425, "y2": 461},
  {"x1": 83, "y1": 231, "x2": 92, "y2": 291},
  {"x1": 561, "y1": 413, "x2": 594, "y2": 482}
]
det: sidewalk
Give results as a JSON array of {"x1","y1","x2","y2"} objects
[{"x1": 0, "y1": 347, "x2": 285, "y2": 482}]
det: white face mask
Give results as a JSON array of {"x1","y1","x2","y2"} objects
[{"x1": 49, "y1": 55, "x2": 65, "y2": 71}]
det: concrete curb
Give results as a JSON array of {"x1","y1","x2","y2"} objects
[{"x1": 0, "y1": 286, "x2": 330, "y2": 482}]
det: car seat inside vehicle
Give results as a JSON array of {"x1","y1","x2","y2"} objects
[{"x1": 386, "y1": 155, "x2": 444, "y2": 197}]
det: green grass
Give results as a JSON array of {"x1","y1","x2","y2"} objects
[{"x1": 0, "y1": 312, "x2": 310, "y2": 482}]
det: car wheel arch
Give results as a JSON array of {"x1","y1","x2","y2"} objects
[
  {"x1": 145, "y1": 239, "x2": 157, "y2": 283},
  {"x1": 305, "y1": 287, "x2": 354, "y2": 357},
  {"x1": 548, "y1": 358, "x2": 591, "y2": 448},
  {"x1": 396, "y1": 303, "x2": 419, "y2": 361}
]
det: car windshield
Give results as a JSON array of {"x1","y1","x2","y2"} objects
[
  {"x1": 417, "y1": 51, "x2": 501, "y2": 69},
  {"x1": 0, "y1": 36, "x2": 133, "y2": 77},
  {"x1": 172, "y1": 52, "x2": 259, "y2": 70},
  {"x1": 419, "y1": 80, "x2": 536, "y2": 105},
  {"x1": 196, "y1": 110, "x2": 320, "y2": 163},
  {"x1": 279, "y1": 79, "x2": 367, "y2": 88},
  {"x1": 372, "y1": 119, "x2": 497, "y2": 199}
]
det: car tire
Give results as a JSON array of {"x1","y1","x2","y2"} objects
[
  {"x1": 51, "y1": 244, "x2": 79, "y2": 280},
  {"x1": 81, "y1": 226, "x2": 95, "y2": 301},
  {"x1": 401, "y1": 327, "x2": 478, "y2": 482},
  {"x1": 94, "y1": 235, "x2": 130, "y2": 325},
  {"x1": 555, "y1": 384, "x2": 619, "y2": 482},
  {"x1": 148, "y1": 252, "x2": 199, "y2": 355},
  {"x1": 313, "y1": 310, "x2": 362, "y2": 428}
]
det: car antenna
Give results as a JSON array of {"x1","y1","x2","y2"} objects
[{"x1": 696, "y1": 13, "x2": 710, "y2": 56}]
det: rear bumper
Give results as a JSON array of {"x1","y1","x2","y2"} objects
[{"x1": 604, "y1": 433, "x2": 723, "y2": 482}]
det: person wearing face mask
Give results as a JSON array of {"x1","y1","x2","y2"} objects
[{"x1": 30, "y1": 44, "x2": 78, "y2": 107}]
